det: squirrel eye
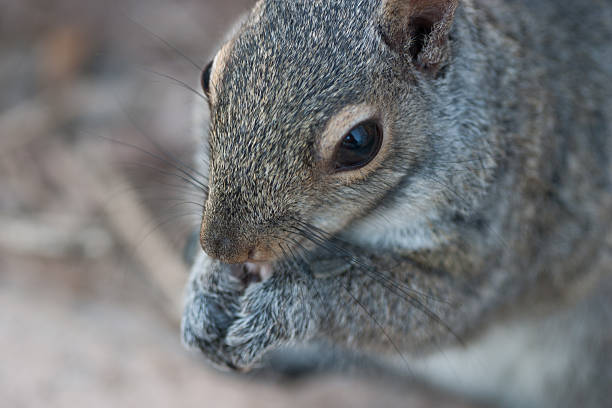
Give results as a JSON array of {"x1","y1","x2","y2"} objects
[
  {"x1": 333, "y1": 121, "x2": 382, "y2": 172},
  {"x1": 201, "y1": 60, "x2": 213, "y2": 94}
]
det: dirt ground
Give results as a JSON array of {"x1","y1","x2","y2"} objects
[{"x1": 0, "y1": 1, "x2": 487, "y2": 406}]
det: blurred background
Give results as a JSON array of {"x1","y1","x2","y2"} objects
[{"x1": 0, "y1": 1, "x2": 482, "y2": 406}]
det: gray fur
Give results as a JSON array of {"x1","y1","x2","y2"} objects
[{"x1": 182, "y1": 0, "x2": 612, "y2": 406}]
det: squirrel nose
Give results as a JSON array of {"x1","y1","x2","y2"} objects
[{"x1": 200, "y1": 223, "x2": 252, "y2": 264}]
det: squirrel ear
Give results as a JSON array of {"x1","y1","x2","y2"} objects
[{"x1": 379, "y1": 0, "x2": 459, "y2": 74}]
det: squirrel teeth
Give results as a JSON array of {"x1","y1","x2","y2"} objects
[
  {"x1": 245, "y1": 262, "x2": 273, "y2": 282},
  {"x1": 230, "y1": 262, "x2": 274, "y2": 287}
]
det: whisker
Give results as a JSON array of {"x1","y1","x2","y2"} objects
[
  {"x1": 112, "y1": 97, "x2": 210, "y2": 183},
  {"x1": 287, "y1": 220, "x2": 453, "y2": 306},
  {"x1": 136, "y1": 211, "x2": 201, "y2": 252},
  {"x1": 121, "y1": 161, "x2": 207, "y2": 193},
  {"x1": 276, "y1": 240, "x2": 405, "y2": 372},
  {"x1": 331, "y1": 277, "x2": 413, "y2": 374},
  {"x1": 123, "y1": 13, "x2": 205, "y2": 72},
  {"x1": 95, "y1": 135, "x2": 209, "y2": 193},
  {"x1": 282, "y1": 221, "x2": 464, "y2": 345},
  {"x1": 124, "y1": 180, "x2": 206, "y2": 198},
  {"x1": 279, "y1": 236, "x2": 414, "y2": 373},
  {"x1": 139, "y1": 66, "x2": 207, "y2": 101},
  {"x1": 279, "y1": 236, "x2": 442, "y2": 373}
]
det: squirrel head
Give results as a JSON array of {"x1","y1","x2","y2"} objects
[{"x1": 196, "y1": 0, "x2": 493, "y2": 265}]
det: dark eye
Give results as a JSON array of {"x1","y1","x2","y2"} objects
[
  {"x1": 333, "y1": 121, "x2": 382, "y2": 172},
  {"x1": 201, "y1": 60, "x2": 213, "y2": 94}
]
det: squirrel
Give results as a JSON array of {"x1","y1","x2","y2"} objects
[{"x1": 181, "y1": 0, "x2": 612, "y2": 407}]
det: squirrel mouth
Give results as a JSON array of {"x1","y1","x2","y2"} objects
[{"x1": 230, "y1": 262, "x2": 273, "y2": 287}]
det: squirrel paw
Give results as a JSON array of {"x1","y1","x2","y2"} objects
[
  {"x1": 182, "y1": 255, "x2": 319, "y2": 370},
  {"x1": 224, "y1": 271, "x2": 318, "y2": 369},
  {"x1": 181, "y1": 256, "x2": 243, "y2": 368}
]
